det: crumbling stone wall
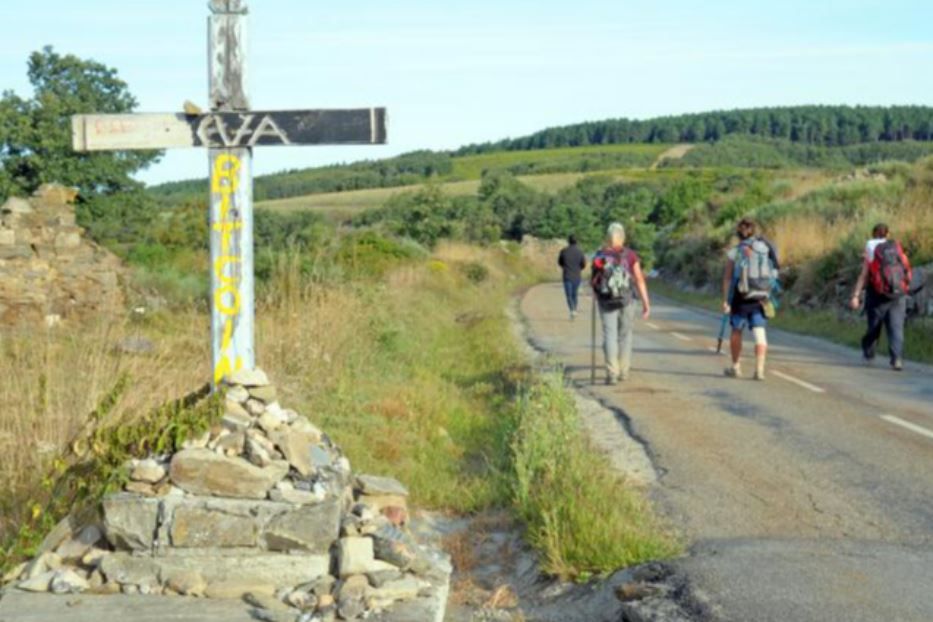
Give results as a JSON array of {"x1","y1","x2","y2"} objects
[{"x1": 0, "y1": 184, "x2": 124, "y2": 325}]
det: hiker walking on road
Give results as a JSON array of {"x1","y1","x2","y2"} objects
[
  {"x1": 722, "y1": 218, "x2": 780, "y2": 381},
  {"x1": 591, "y1": 222, "x2": 650, "y2": 385},
  {"x1": 849, "y1": 223, "x2": 913, "y2": 371},
  {"x1": 558, "y1": 234, "x2": 586, "y2": 320}
]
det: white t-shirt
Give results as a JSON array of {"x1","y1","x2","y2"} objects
[{"x1": 864, "y1": 238, "x2": 887, "y2": 264}]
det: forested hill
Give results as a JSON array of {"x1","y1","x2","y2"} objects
[
  {"x1": 456, "y1": 105, "x2": 933, "y2": 154},
  {"x1": 147, "y1": 105, "x2": 933, "y2": 202}
]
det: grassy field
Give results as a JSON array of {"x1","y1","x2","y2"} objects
[
  {"x1": 257, "y1": 180, "x2": 481, "y2": 218},
  {"x1": 1, "y1": 241, "x2": 678, "y2": 578},
  {"x1": 257, "y1": 163, "x2": 834, "y2": 223},
  {"x1": 450, "y1": 143, "x2": 669, "y2": 179}
]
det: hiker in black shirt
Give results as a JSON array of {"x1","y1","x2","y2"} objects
[{"x1": 558, "y1": 235, "x2": 587, "y2": 320}]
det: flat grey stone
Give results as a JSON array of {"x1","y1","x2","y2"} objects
[
  {"x1": 0, "y1": 592, "x2": 260, "y2": 621},
  {"x1": 262, "y1": 498, "x2": 340, "y2": 553},
  {"x1": 100, "y1": 554, "x2": 161, "y2": 588},
  {"x1": 16, "y1": 570, "x2": 56, "y2": 592},
  {"x1": 102, "y1": 494, "x2": 161, "y2": 551},
  {"x1": 225, "y1": 368, "x2": 270, "y2": 387},
  {"x1": 169, "y1": 449, "x2": 287, "y2": 499},
  {"x1": 268, "y1": 428, "x2": 318, "y2": 477},
  {"x1": 356, "y1": 475, "x2": 409, "y2": 497},
  {"x1": 100, "y1": 551, "x2": 329, "y2": 587},
  {"x1": 163, "y1": 496, "x2": 292, "y2": 549},
  {"x1": 170, "y1": 505, "x2": 260, "y2": 548}
]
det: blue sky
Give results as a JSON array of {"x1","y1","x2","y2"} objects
[{"x1": 2, "y1": 1, "x2": 932, "y2": 185}]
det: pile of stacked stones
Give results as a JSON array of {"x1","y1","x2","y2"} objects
[
  {"x1": 0, "y1": 183, "x2": 124, "y2": 326},
  {"x1": 3, "y1": 369, "x2": 450, "y2": 622}
]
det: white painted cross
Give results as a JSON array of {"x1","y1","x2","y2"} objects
[{"x1": 71, "y1": 0, "x2": 387, "y2": 385}]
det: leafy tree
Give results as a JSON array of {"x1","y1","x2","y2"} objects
[
  {"x1": 478, "y1": 171, "x2": 547, "y2": 240},
  {"x1": 0, "y1": 46, "x2": 160, "y2": 199}
]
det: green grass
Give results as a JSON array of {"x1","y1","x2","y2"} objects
[
  {"x1": 650, "y1": 280, "x2": 933, "y2": 364},
  {"x1": 512, "y1": 374, "x2": 681, "y2": 580}
]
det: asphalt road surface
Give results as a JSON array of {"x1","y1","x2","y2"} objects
[{"x1": 521, "y1": 282, "x2": 933, "y2": 622}]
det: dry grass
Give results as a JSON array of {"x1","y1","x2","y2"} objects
[
  {"x1": 769, "y1": 211, "x2": 846, "y2": 265},
  {"x1": 0, "y1": 314, "x2": 208, "y2": 534},
  {"x1": 767, "y1": 177, "x2": 933, "y2": 266}
]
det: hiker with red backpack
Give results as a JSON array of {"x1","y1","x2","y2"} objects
[
  {"x1": 591, "y1": 222, "x2": 651, "y2": 385},
  {"x1": 721, "y1": 218, "x2": 780, "y2": 381},
  {"x1": 849, "y1": 223, "x2": 913, "y2": 371}
]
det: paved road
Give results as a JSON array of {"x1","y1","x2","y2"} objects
[{"x1": 520, "y1": 283, "x2": 933, "y2": 622}]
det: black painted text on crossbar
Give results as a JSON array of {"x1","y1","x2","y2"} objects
[{"x1": 72, "y1": 108, "x2": 387, "y2": 152}]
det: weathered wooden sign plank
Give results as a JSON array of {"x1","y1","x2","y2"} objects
[{"x1": 72, "y1": 108, "x2": 388, "y2": 151}]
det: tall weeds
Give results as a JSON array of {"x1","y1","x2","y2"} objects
[{"x1": 511, "y1": 375, "x2": 680, "y2": 579}]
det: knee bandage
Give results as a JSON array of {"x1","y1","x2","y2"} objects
[{"x1": 752, "y1": 326, "x2": 767, "y2": 347}]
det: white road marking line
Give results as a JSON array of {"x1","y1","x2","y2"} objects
[
  {"x1": 772, "y1": 370, "x2": 825, "y2": 394},
  {"x1": 881, "y1": 415, "x2": 933, "y2": 441},
  {"x1": 670, "y1": 331, "x2": 692, "y2": 342},
  {"x1": 645, "y1": 322, "x2": 660, "y2": 330}
]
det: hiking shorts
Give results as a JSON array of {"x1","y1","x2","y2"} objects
[{"x1": 730, "y1": 307, "x2": 766, "y2": 331}]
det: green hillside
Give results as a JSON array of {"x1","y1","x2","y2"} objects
[
  {"x1": 149, "y1": 143, "x2": 667, "y2": 205},
  {"x1": 148, "y1": 106, "x2": 933, "y2": 207}
]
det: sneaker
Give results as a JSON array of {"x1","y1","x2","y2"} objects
[
  {"x1": 607, "y1": 375, "x2": 620, "y2": 386},
  {"x1": 891, "y1": 359, "x2": 904, "y2": 372},
  {"x1": 724, "y1": 366, "x2": 742, "y2": 378},
  {"x1": 753, "y1": 370, "x2": 765, "y2": 381}
]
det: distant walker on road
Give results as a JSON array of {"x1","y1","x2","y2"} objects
[{"x1": 557, "y1": 234, "x2": 587, "y2": 320}]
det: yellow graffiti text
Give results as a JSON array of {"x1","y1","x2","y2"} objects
[{"x1": 211, "y1": 153, "x2": 244, "y2": 383}]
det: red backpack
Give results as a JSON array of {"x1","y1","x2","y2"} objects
[{"x1": 869, "y1": 240, "x2": 912, "y2": 298}]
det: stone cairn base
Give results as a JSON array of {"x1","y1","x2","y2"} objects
[{"x1": 3, "y1": 369, "x2": 450, "y2": 622}]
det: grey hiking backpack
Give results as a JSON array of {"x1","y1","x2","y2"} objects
[{"x1": 735, "y1": 238, "x2": 776, "y2": 300}]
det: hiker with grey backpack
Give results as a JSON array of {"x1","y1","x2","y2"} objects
[
  {"x1": 591, "y1": 222, "x2": 651, "y2": 385},
  {"x1": 849, "y1": 223, "x2": 913, "y2": 371},
  {"x1": 721, "y1": 218, "x2": 780, "y2": 381}
]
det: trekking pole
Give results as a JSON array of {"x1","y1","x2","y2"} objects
[
  {"x1": 716, "y1": 277, "x2": 736, "y2": 354},
  {"x1": 590, "y1": 291, "x2": 597, "y2": 384}
]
